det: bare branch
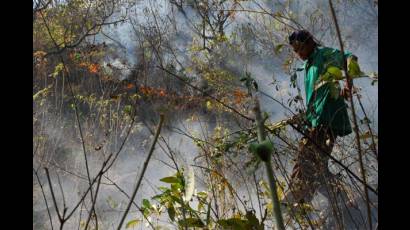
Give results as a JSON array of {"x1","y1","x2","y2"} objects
[
  {"x1": 328, "y1": 1, "x2": 373, "y2": 229},
  {"x1": 44, "y1": 168, "x2": 63, "y2": 223},
  {"x1": 34, "y1": 168, "x2": 54, "y2": 230},
  {"x1": 116, "y1": 114, "x2": 165, "y2": 230}
]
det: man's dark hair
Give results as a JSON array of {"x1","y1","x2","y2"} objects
[{"x1": 288, "y1": 30, "x2": 318, "y2": 46}]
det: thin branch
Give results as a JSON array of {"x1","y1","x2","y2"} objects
[
  {"x1": 356, "y1": 94, "x2": 378, "y2": 161},
  {"x1": 100, "y1": 29, "x2": 128, "y2": 50},
  {"x1": 328, "y1": 1, "x2": 373, "y2": 229},
  {"x1": 44, "y1": 168, "x2": 63, "y2": 223},
  {"x1": 116, "y1": 114, "x2": 165, "y2": 230},
  {"x1": 157, "y1": 65, "x2": 254, "y2": 122},
  {"x1": 65, "y1": 153, "x2": 113, "y2": 221},
  {"x1": 104, "y1": 176, "x2": 156, "y2": 229},
  {"x1": 104, "y1": 115, "x2": 137, "y2": 172},
  {"x1": 34, "y1": 168, "x2": 54, "y2": 230},
  {"x1": 190, "y1": 164, "x2": 247, "y2": 211},
  {"x1": 84, "y1": 173, "x2": 103, "y2": 230},
  {"x1": 38, "y1": 10, "x2": 99, "y2": 226},
  {"x1": 253, "y1": 173, "x2": 263, "y2": 221},
  {"x1": 78, "y1": 201, "x2": 85, "y2": 230},
  {"x1": 42, "y1": 15, "x2": 126, "y2": 57},
  {"x1": 56, "y1": 172, "x2": 67, "y2": 218}
]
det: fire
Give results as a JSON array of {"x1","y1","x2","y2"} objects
[
  {"x1": 126, "y1": 83, "x2": 134, "y2": 89},
  {"x1": 233, "y1": 88, "x2": 247, "y2": 104},
  {"x1": 88, "y1": 63, "x2": 100, "y2": 73}
]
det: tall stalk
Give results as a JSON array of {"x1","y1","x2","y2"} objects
[
  {"x1": 328, "y1": 1, "x2": 373, "y2": 229},
  {"x1": 252, "y1": 98, "x2": 285, "y2": 230}
]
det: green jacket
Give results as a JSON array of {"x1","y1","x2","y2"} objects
[{"x1": 303, "y1": 46, "x2": 352, "y2": 137}]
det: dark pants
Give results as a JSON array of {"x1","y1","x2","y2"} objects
[{"x1": 284, "y1": 125, "x2": 336, "y2": 204}]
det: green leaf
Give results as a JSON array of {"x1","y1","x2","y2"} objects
[
  {"x1": 52, "y1": 63, "x2": 64, "y2": 78},
  {"x1": 33, "y1": 84, "x2": 53, "y2": 100},
  {"x1": 197, "y1": 201, "x2": 204, "y2": 212},
  {"x1": 143, "y1": 208, "x2": 150, "y2": 216},
  {"x1": 348, "y1": 58, "x2": 363, "y2": 77},
  {"x1": 74, "y1": 53, "x2": 81, "y2": 61},
  {"x1": 152, "y1": 193, "x2": 164, "y2": 201},
  {"x1": 124, "y1": 105, "x2": 133, "y2": 115},
  {"x1": 327, "y1": 66, "x2": 343, "y2": 80},
  {"x1": 197, "y1": 191, "x2": 208, "y2": 198},
  {"x1": 276, "y1": 180, "x2": 286, "y2": 201},
  {"x1": 167, "y1": 205, "x2": 176, "y2": 221},
  {"x1": 160, "y1": 176, "x2": 180, "y2": 184},
  {"x1": 172, "y1": 183, "x2": 184, "y2": 192},
  {"x1": 158, "y1": 186, "x2": 170, "y2": 192},
  {"x1": 274, "y1": 44, "x2": 285, "y2": 54},
  {"x1": 170, "y1": 195, "x2": 183, "y2": 204},
  {"x1": 320, "y1": 72, "x2": 331, "y2": 82},
  {"x1": 299, "y1": 203, "x2": 315, "y2": 213},
  {"x1": 206, "y1": 201, "x2": 211, "y2": 225},
  {"x1": 245, "y1": 211, "x2": 259, "y2": 226},
  {"x1": 142, "y1": 199, "x2": 151, "y2": 209},
  {"x1": 178, "y1": 218, "x2": 205, "y2": 228},
  {"x1": 268, "y1": 120, "x2": 287, "y2": 131},
  {"x1": 125, "y1": 219, "x2": 140, "y2": 229},
  {"x1": 206, "y1": 100, "x2": 212, "y2": 110},
  {"x1": 253, "y1": 81, "x2": 258, "y2": 91},
  {"x1": 217, "y1": 218, "x2": 247, "y2": 229}
]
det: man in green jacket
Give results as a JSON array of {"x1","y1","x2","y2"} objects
[{"x1": 283, "y1": 30, "x2": 354, "y2": 206}]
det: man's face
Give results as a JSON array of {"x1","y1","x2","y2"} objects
[{"x1": 291, "y1": 41, "x2": 312, "y2": 60}]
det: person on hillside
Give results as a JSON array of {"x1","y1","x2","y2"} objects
[{"x1": 282, "y1": 29, "x2": 357, "y2": 207}]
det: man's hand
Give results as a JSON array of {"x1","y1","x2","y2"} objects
[
  {"x1": 340, "y1": 85, "x2": 359, "y2": 99},
  {"x1": 340, "y1": 86, "x2": 351, "y2": 99}
]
